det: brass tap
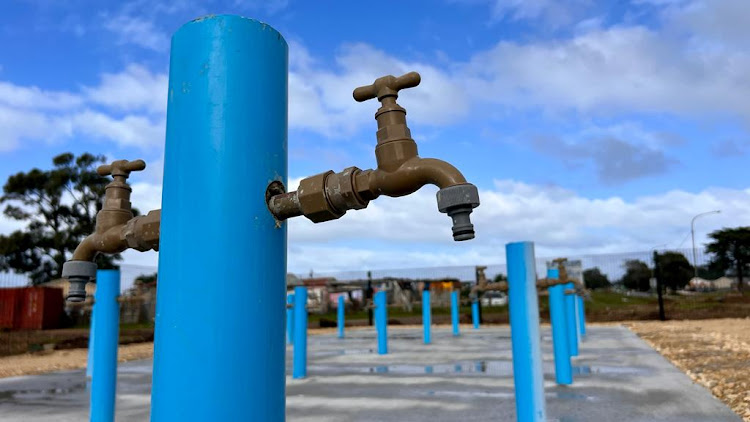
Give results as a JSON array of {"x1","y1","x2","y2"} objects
[
  {"x1": 470, "y1": 265, "x2": 507, "y2": 300},
  {"x1": 62, "y1": 159, "x2": 161, "y2": 302},
  {"x1": 267, "y1": 71, "x2": 480, "y2": 241}
]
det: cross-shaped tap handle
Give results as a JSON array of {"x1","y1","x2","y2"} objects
[
  {"x1": 353, "y1": 71, "x2": 421, "y2": 102},
  {"x1": 97, "y1": 159, "x2": 146, "y2": 178}
]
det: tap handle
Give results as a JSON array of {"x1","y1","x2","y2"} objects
[
  {"x1": 97, "y1": 159, "x2": 146, "y2": 178},
  {"x1": 353, "y1": 71, "x2": 421, "y2": 102}
]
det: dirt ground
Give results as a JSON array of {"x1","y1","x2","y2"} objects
[{"x1": 628, "y1": 318, "x2": 750, "y2": 422}]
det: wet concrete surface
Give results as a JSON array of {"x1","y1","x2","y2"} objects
[{"x1": 0, "y1": 326, "x2": 741, "y2": 421}]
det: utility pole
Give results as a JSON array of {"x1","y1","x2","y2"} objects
[{"x1": 691, "y1": 210, "x2": 721, "y2": 280}]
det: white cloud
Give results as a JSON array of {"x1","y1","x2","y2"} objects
[
  {"x1": 84, "y1": 64, "x2": 167, "y2": 113},
  {"x1": 0, "y1": 81, "x2": 82, "y2": 110},
  {"x1": 102, "y1": 14, "x2": 169, "y2": 52},
  {"x1": 71, "y1": 110, "x2": 165, "y2": 149}
]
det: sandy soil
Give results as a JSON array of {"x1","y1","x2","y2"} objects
[{"x1": 628, "y1": 318, "x2": 750, "y2": 422}]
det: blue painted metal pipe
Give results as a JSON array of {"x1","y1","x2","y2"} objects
[
  {"x1": 375, "y1": 291, "x2": 388, "y2": 355},
  {"x1": 547, "y1": 269, "x2": 572, "y2": 385},
  {"x1": 86, "y1": 306, "x2": 96, "y2": 381},
  {"x1": 577, "y1": 295, "x2": 587, "y2": 337},
  {"x1": 451, "y1": 290, "x2": 460, "y2": 336},
  {"x1": 422, "y1": 289, "x2": 432, "y2": 344},
  {"x1": 152, "y1": 15, "x2": 288, "y2": 422},
  {"x1": 471, "y1": 299, "x2": 480, "y2": 329},
  {"x1": 293, "y1": 287, "x2": 308, "y2": 379},
  {"x1": 337, "y1": 295, "x2": 345, "y2": 339},
  {"x1": 506, "y1": 242, "x2": 546, "y2": 422},
  {"x1": 565, "y1": 282, "x2": 579, "y2": 357},
  {"x1": 286, "y1": 294, "x2": 295, "y2": 345},
  {"x1": 90, "y1": 269, "x2": 120, "y2": 422}
]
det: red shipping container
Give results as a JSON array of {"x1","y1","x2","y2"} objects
[
  {"x1": 0, "y1": 288, "x2": 23, "y2": 329},
  {"x1": 16, "y1": 287, "x2": 64, "y2": 330}
]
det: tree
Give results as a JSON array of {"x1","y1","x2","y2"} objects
[
  {"x1": 655, "y1": 251, "x2": 693, "y2": 291},
  {"x1": 621, "y1": 259, "x2": 652, "y2": 292},
  {"x1": 0, "y1": 153, "x2": 122, "y2": 285},
  {"x1": 493, "y1": 273, "x2": 507, "y2": 283},
  {"x1": 706, "y1": 227, "x2": 750, "y2": 293},
  {"x1": 583, "y1": 267, "x2": 610, "y2": 290}
]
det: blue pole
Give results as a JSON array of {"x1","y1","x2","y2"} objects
[
  {"x1": 286, "y1": 294, "x2": 295, "y2": 345},
  {"x1": 547, "y1": 269, "x2": 572, "y2": 385},
  {"x1": 86, "y1": 306, "x2": 96, "y2": 380},
  {"x1": 506, "y1": 242, "x2": 546, "y2": 422},
  {"x1": 293, "y1": 287, "x2": 308, "y2": 379},
  {"x1": 153, "y1": 15, "x2": 288, "y2": 422},
  {"x1": 565, "y1": 283, "x2": 579, "y2": 357},
  {"x1": 422, "y1": 288, "x2": 431, "y2": 344},
  {"x1": 451, "y1": 290, "x2": 460, "y2": 336},
  {"x1": 90, "y1": 269, "x2": 120, "y2": 422},
  {"x1": 375, "y1": 291, "x2": 388, "y2": 355},
  {"x1": 337, "y1": 295, "x2": 345, "y2": 339},
  {"x1": 471, "y1": 299, "x2": 480, "y2": 329},
  {"x1": 577, "y1": 295, "x2": 587, "y2": 337}
]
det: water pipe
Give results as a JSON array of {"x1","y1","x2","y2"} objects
[
  {"x1": 471, "y1": 299, "x2": 480, "y2": 329},
  {"x1": 507, "y1": 241, "x2": 547, "y2": 422},
  {"x1": 86, "y1": 306, "x2": 96, "y2": 381},
  {"x1": 577, "y1": 295, "x2": 587, "y2": 337},
  {"x1": 565, "y1": 282, "x2": 579, "y2": 357},
  {"x1": 287, "y1": 294, "x2": 295, "y2": 345},
  {"x1": 450, "y1": 290, "x2": 460, "y2": 336},
  {"x1": 422, "y1": 286, "x2": 432, "y2": 344},
  {"x1": 293, "y1": 286, "x2": 308, "y2": 379},
  {"x1": 375, "y1": 291, "x2": 388, "y2": 355},
  {"x1": 89, "y1": 269, "x2": 120, "y2": 422},
  {"x1": 337, "y1": 295, "x2": 345, "y2": 339},
  {"x1": 547, "y1": 268, "x2": 572, "y2": 385}
]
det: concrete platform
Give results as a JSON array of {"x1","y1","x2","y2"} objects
[{"x1": 0, "y1": 326, "x2": 740, "y2": 421}]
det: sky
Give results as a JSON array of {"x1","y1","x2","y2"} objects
[{"x1": 1, "y1": 0, "x2": 749, "y2": 278}]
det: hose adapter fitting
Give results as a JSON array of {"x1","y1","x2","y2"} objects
[
  {"x1": 437, "y1": 184, "x2": 480, "y2": 241},
  {"x1": 61, "y1": 260, "x2": 97, "y2": 302}
]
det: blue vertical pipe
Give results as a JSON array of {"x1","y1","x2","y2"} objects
[
  {"x1": 547, "y1": 269, "x2": 572, "y2": 385},
  {"x1": 422, "y1": 289, "x2": 431, "y2": 344},
  {"x1": 577, "y1": 295, "x2": 587, "y2": 337},
  {"x1": 451, "y1": 290, "x2": 460, "y2": 336},
  {"x1": 286, "y1": 294, "x2": 295, "y2": 345},
  {"x1": 293, "y1": 287, "x2": 308, "y2": 379},
  {"x1": 565, "y1": 283, "x2": 579, "y2": 357},
  {"x1": 337, "y1": 295, "x2": 345, "y2": 339},
  {"x1": 153, "y1": 15, "x2": 288, "y2": 422},
  {"x1": 471, "y1": 299, "x2": 480, "y2": 329},
  {"x1": 375, "y1": 291, "x2": 388, "y2": 355},
  {"x1": 506, "y1": 242, "x2": 546, "y2": 422},
  {"x1": 90, "y1": 269, "x2": 120, "y2": 422},
  {"x1": 86, "y1": 307, "x2": 96, "y2": 380}
]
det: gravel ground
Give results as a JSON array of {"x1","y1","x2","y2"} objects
[{"x1": 628, "y1": 318, "x2": 750, "y2": 422}]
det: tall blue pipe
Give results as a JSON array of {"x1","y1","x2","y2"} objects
[
  {"x1": 375, "y1": 291, "x2": 388, "y2": 355},
  {"x1": 86, "y1": 305, "x2": 96, "y2": 380},
  {"x1": 471, "y1": 299, "x2": 480, "y2": 329},
  {"x1": 450, "y1": 290, "x2": 460, "y2": 336},
  {"x1": 506, "y1": 242, "x2": 546, "y2": 422},
  {"x1": 286, "y1": 294, "x2": 295, "y2": 345},
  {"x1": 577, "y1": 295, "x2": 587, "y2": 337},
  {"x1": 90, "y1": 269, "x2": 120, "y2": 422},
  {"x1": 565, "y1": 283, "x2": 579, "y2": 357},
  {"x1": 547, "y1": 269, "x2": 572, "y2": 385},
  {"x1": 293, "y1": 286, "x2": 308, "y2": 379},
  {"x1": 153, "y1": 15, "x2": 288, "y2": 421},
  {"x1": 422, "y1": 289, "x2": 432, "y2": 344},
  {"x1": 337, "y1": 295, "x2": 345, "y2": 339}
]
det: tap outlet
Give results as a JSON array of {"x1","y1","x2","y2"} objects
[{"x1": 61, "y1": 260, "x2": 97, "y2": 302}]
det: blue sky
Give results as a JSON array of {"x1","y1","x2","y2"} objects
[{"x1": 1, "y1": 0, "x2": 749, "y2": 276}]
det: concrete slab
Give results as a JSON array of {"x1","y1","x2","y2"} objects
[{"x1": 0, "y1": 326, "x2": 740, "y2": 421}]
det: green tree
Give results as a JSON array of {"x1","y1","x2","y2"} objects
[
  {"x1": 706, "y1": 227, "x2": 750, "y2": 293},
  {"x1": 655, "y1": 251, "x2": 693, "y2": 291},
  {"x1": 493, "y1": 273, "x2": 507, "y2": 283},
  {"x1": 621, "y1": 259, "x2": 652, "y2": 292},
  {"x1": 0, "y1": 153, "x2": 122, "y2": 285},
  {"x1": 583, "y1": 267, "x2": 610, "y2": 289}
]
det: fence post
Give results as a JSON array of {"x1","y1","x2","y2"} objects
[
  {"x1": 577, "y1": 295, "x2": 586, "y2": 337},
  {"x1": 565, "y1": 283, "x2": 579, "y2": 357},
  {"x1": 507, "y1": 241, "x2": 546, "y2": 422},
  {"x1": 293, "y1": 286, "x2": 308, "y2": 379},
  {"x1": 151, "y1": 15, "x2": 287, "y2": 421},
  {"x1": 451, "y1": 290, "x2": 460, "y2": 336},
  {"x1": 471, "y1": 299, "x2": 480, "y2": 329},
  {"x1": 286, "y1": 293, "x2": 295, "y2": 345},
  {"x1": 337, "y1": 295, "x2": 345, "y2": 339},
  {"x1": 547, "y1": 269, "x2": 572, "y2": 385},
  {"x1": 90, "y1": 269, "x2": 120, "y2": 422},
  {"x1": 375, "y1": 291, "x2": 388, "y2": 355},
  {"x1": 422, "y1": 286, "x2": 431, "y2": 344}
]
